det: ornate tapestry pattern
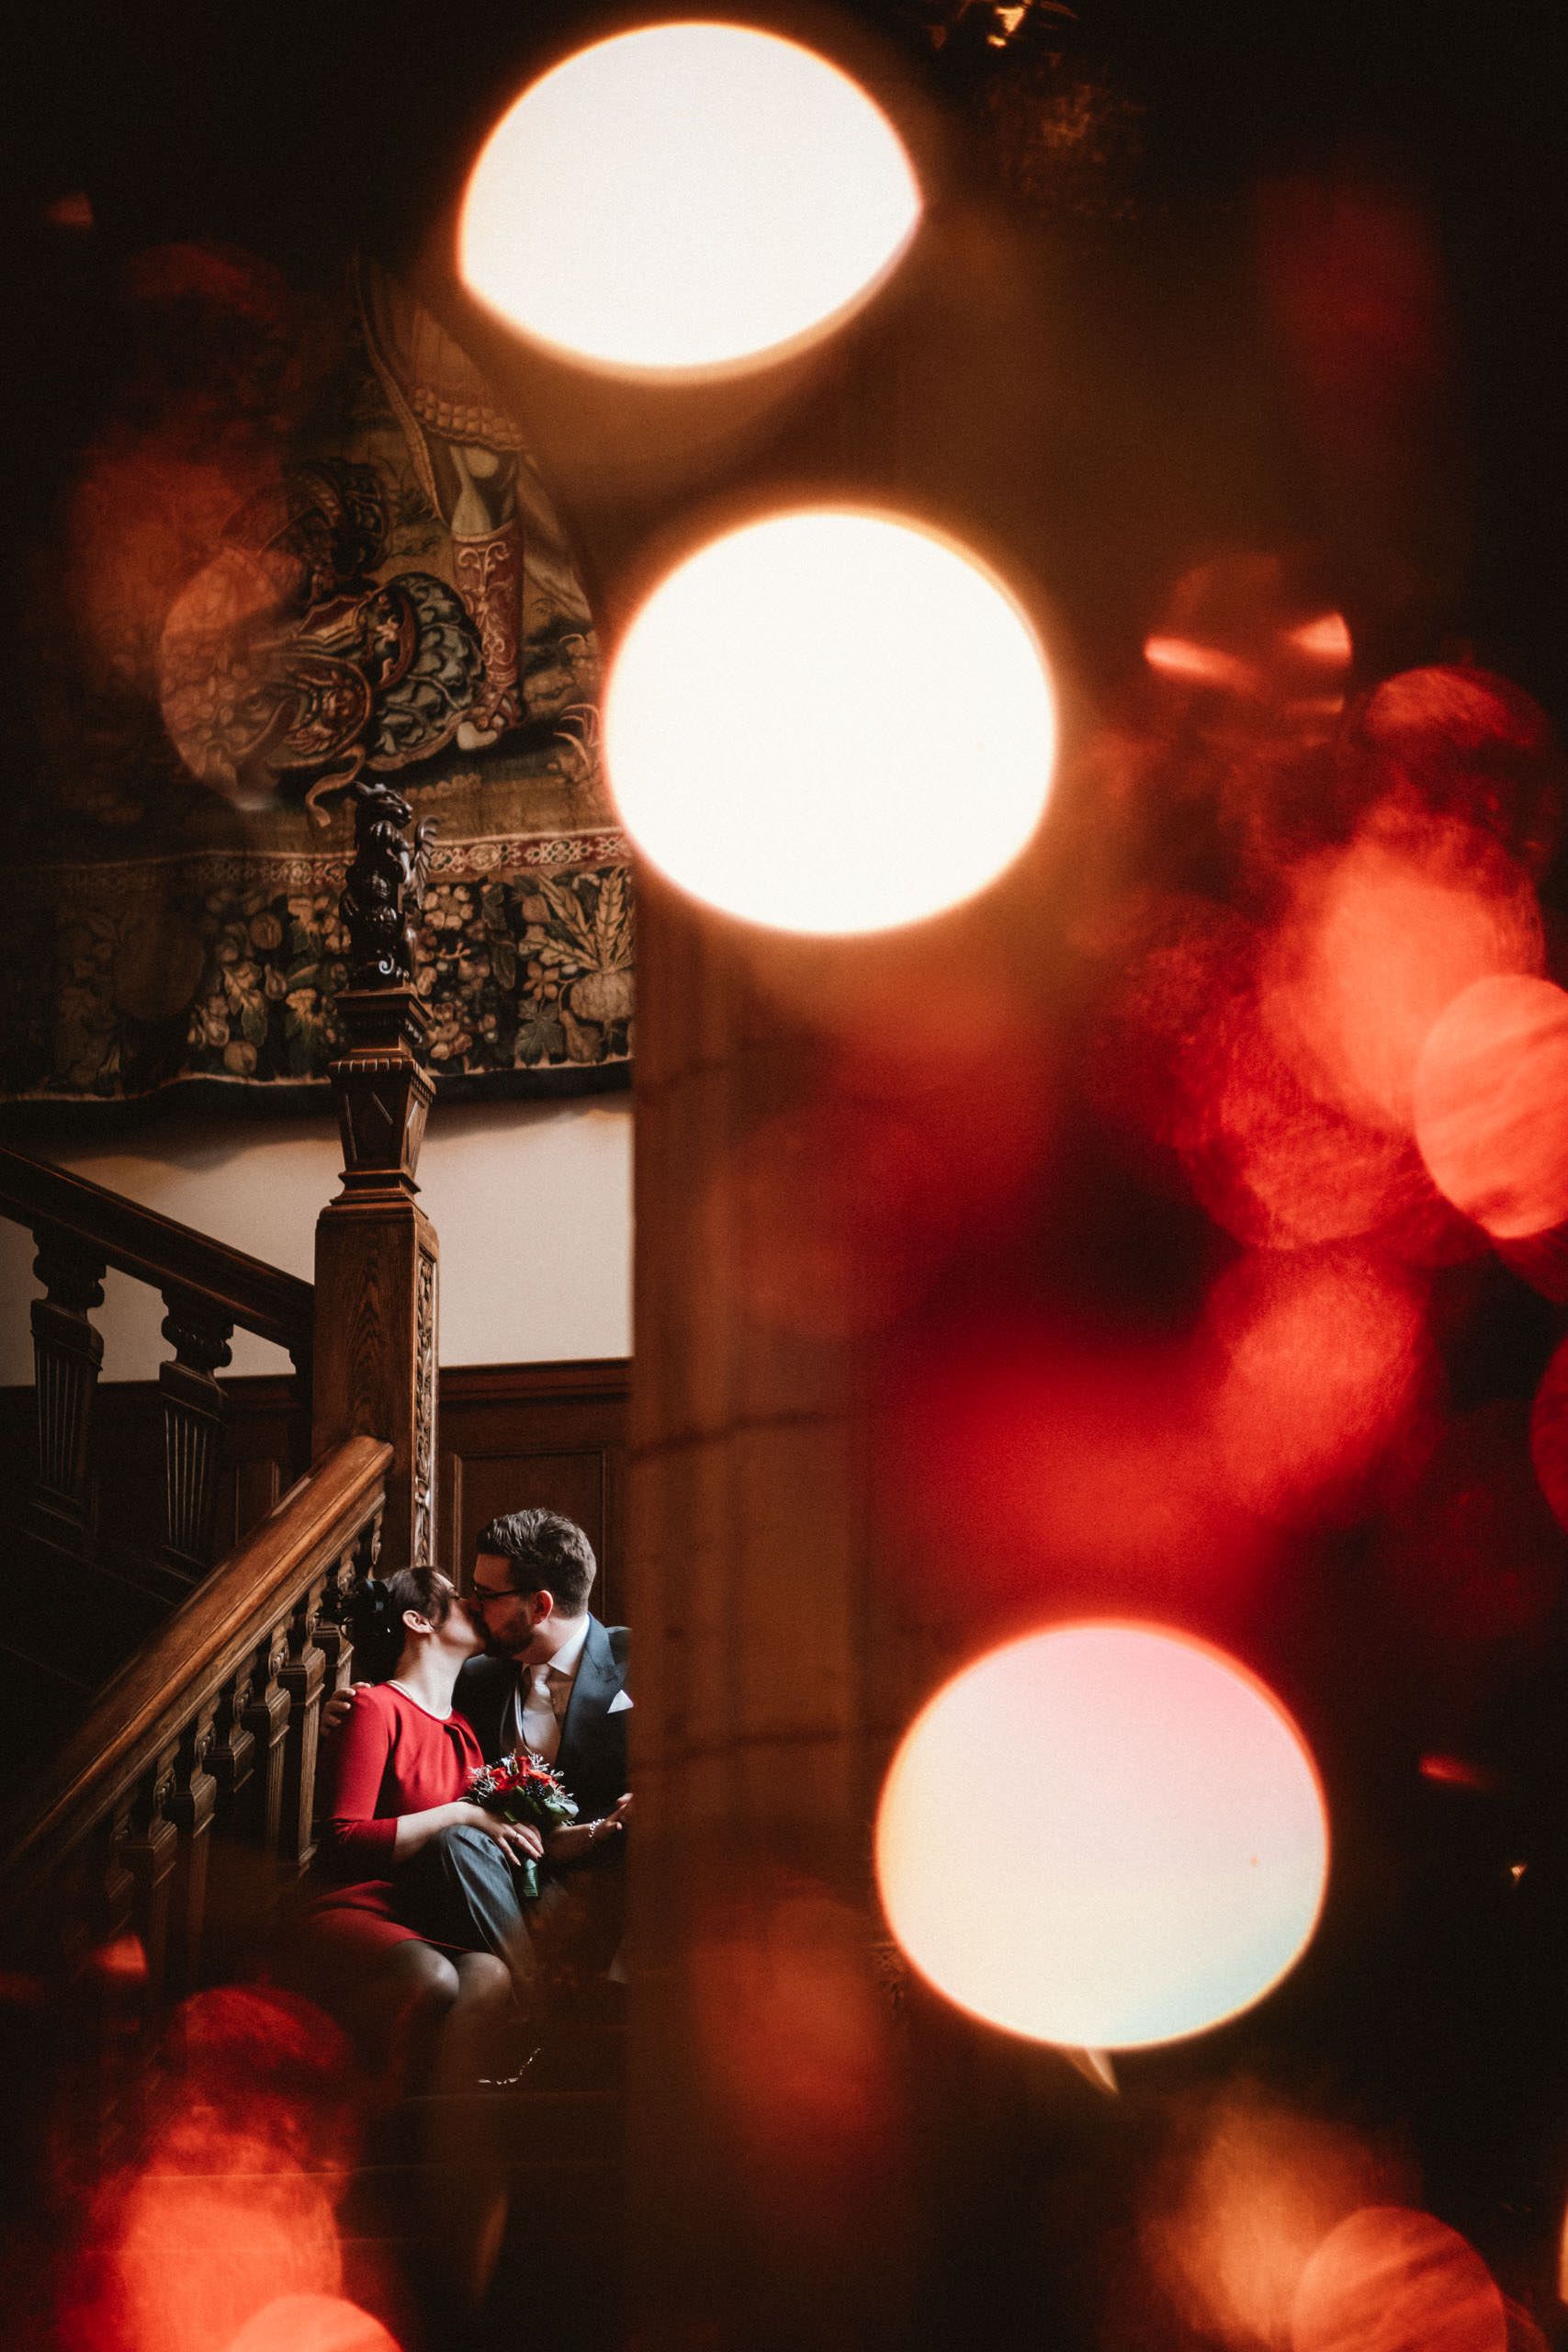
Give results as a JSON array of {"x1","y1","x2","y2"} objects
[
  {"x1": 5, "y1": 248, "x2": 632, "y2": 1110},
  {"x1": 0, "y1": 836, "x2": 631, "y2": 1097}
]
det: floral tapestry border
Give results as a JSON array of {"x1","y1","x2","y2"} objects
[{"x1": 4, "y1": 828, "x2": 634, "y2": 1109}]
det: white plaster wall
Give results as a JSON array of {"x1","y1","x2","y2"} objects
[{"x1": 0, "y1": 1096, "x2": 633, "y2": 1385}]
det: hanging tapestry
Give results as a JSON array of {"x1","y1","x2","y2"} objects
[{"x1": 2, "y1": 247, "x2": 631, "y2": 1112}]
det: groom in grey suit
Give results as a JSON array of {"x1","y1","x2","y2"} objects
[
  {"x1": 458, "y1": 1510, "x2": 630, "y2": 1822},
  {"x1": 423, "y1": 1508, "x2": 631, "y2": 1973}
]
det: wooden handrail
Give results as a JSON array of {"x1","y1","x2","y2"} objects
[
  {"x1": 0, "y1": 1144, "x2": 313, "y2": 1356},
  {"x1": 0, "y1": 1433, "x2": 389, "y2": 1895}
]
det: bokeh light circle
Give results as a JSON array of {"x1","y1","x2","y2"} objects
[
  {"x1": 605, "y1": 509, "x2": 1056, "y2": 934},
  {"x1": 875, "y1": 1623, "x2": 1328, "y2": 2049},
  {"x1": 459, "y1": 25, "x2": 920, "y2": 373},
  {"x1": 1413, "y1": 974, "x2": 1568, "y2": 1238},
  {"x1": 1529, "y1": 1330, "x2": 1568, "y2": 1536},
  {"x1": 223, "y1": 2295, "x2": 401, "y2": 2352},
  {"x1": 1202, "y1": 1247, "x2": 1432, "y2": 1525},
  {"x1": 1290, "y1": 2207, "x2": 1506, "y2": 2352},
  {"x1": 1258, "y1": 814, "x2": 1542, "y2": 1132}
]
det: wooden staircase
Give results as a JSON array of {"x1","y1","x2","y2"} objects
[
  {"x1": 0, "y1": 1141, "x2": 317, "y2": 1771},
  {"x1": 0, "y1": 785, "x2": 615, "y2": 2350}
]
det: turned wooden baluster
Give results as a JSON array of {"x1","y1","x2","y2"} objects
[
  {"x1": 314, "y1": 1544, "x2": 359, "y2": 1698},
  {"x1": 204, "y1": 1665, "x2": 265, "y2": 1962},
  {"x1": 117, "y1": 1744, "x2": 180, "y2": 2005},
  {"x1": 242, "y1": 1626, "x2": 292, "y2": 1861},
  {"x1": 165, "y1": 1704, "x2": 218, "y2": 2001},
  {"x1": 318, "y1": 1501, "x2": 380, "y2": 1695},
  {"x1": 69, "y1": 1796, "x2": 148, "y2": 2176},
  {"x1": 209, "y1": 1668, "x2": 256, "y2": 1823},
  {"x1": 27, "y1": 1228, "x2": 107, "y2": 1554},
  {"x1": 358, "y1": 1499, "x2": 384, "y2": 1584},
  {"x1": 279, "y1": 1578, "x2": 327, "y2": 1873},
  {"x1": 100, "y1": 1794, "x2": 138, "y2": 1961},
  {"x1": 158, "y1": 1290, "x2": 236, "y2": 1589}
]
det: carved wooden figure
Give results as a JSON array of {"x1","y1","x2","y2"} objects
[{"x1": 342, "y1": 776, "x2": 434, "y2": 990}]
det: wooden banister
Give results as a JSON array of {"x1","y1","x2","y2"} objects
[
  {"x1": 0, "y1": 1144, "x2": 313, "y2": 1358},
  {"x1": 1, "y1": 1433, "x2": 389, "y2": 1899}
]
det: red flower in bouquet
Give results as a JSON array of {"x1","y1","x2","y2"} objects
[{"x1": 466, "y1": 1747, "x2": 578, "y2": 1898}]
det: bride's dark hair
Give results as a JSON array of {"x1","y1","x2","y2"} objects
[{"x1": 348, "y1": 1564, "x2": 457, "y2": 1681}]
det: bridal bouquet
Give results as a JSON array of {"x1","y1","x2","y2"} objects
[{"x1": 466, "y1": 1748, "x2": 578, "y2": 1899}]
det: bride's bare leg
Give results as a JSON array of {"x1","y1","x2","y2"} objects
[
  {"x1": 436, "y1": 1951, "x2": 514, "y2": 2085},
  {"x1": 375, "y1": 1940, "x2": 462, "y2": 2095}
]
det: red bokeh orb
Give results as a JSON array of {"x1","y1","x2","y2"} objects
[
  {"x1": 1414, "y1": 976, "x2": 1568, "y2": 1239},
  {"x1": 1291, "y1": 2206, "x2": 1506, "y2": 2352}
]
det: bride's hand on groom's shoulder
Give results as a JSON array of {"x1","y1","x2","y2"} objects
[{"x1": 321, "y1": 1683, "x2": 372, "y2": 1739}]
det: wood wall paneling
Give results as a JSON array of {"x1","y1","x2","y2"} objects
[
  {"x1": 437, "y1": 1360, "x2": 629, "y2": 1624},
  {"x1": 0, "y1": 1359, "x2": 629, "y2": 1612}
]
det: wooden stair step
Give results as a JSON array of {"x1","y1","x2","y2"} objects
[
  {"x1": 363, "y1": 2091, "x2": 623, "y2": 2175},
  {"x1": 340, "y1": 2165, "x2": 622, "y2": 2233}
]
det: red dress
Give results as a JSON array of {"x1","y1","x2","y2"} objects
[{"x1": 310, "y1": 1683, "x2": 485, "y2": 1954}]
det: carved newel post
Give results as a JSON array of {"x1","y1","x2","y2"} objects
[{"x1": 312, "y1": 782, "x2": 439, "y2": 1567}]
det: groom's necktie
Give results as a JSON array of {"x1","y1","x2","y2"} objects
[{"x1": 522, "y1": 1663, "x2": 564, "y2": 1762}]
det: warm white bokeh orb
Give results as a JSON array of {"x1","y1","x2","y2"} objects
[
  {"x1": 458, "y1": 24, "x2": 920, "y2": 374},
  {"x1": 222, "y1": 2295, "x2": 401, "y2": 2352},
  {"x1": 604, "y1": 509, "x2": 1056, "y2": 934},
  {"x1": 875, "y1": 1623, "x2": 1329, "y2": 2050}
]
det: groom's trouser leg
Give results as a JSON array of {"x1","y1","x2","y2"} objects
[{"x1": 399, "y1": 1825, "x2": 537, "y2": 1981}]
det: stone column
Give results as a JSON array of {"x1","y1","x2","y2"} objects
[{"x1": 626, "y1": 875, "x2": 923, "y2": 2352}]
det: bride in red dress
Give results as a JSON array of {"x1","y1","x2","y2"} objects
[{"x1": 307, "y1": 1564, "x2": 541, "y2": 2082}]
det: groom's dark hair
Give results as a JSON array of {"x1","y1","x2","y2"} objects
[{"x1": 477, "y1": 1510, "x2": 597, "y2": 1616}]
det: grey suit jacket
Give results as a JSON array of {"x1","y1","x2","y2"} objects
[{"x1": 455, "y1": 1618, "x2": 629, "y2": 1820}]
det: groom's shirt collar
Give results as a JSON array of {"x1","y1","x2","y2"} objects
[{"x1": 539, "y1": 1615, "x2": 591, "y2": 1679}]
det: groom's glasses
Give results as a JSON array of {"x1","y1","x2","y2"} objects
[{"x1": 470, "y1": 1581, "x2": 518, "y2": 1609}]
